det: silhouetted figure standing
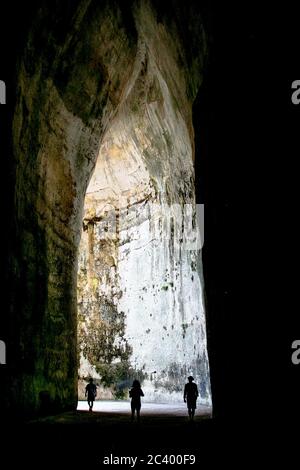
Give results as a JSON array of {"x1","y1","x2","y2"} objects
[
  {"x1": 129, "y1": 379, "x2": 144, "y2": 422},
  {"x1": 85, "y1": 378, "x2": 97, "y2": 411},
  {"x1": 184, "y1": 376, "x2": 199, "y2": 420}
]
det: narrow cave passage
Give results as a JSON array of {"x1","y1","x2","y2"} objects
[{"x1": 77, "y1": 34, "x2": 211, "y2": 407}]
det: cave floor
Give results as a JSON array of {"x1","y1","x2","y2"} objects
[
  {"x1": 28, "y1": 400, "x2": 212, "y2": 425},
  {"x1": 14, "y1": 401, "x2": 214, "y2": 463}
]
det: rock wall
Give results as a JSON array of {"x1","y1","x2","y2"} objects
[
  {"x1": 78, "y1": 1, "x2": 211, "y2": 405},
  {"x1": 3, "y1": 0, "x2": 210, "y2": 415},
  {"x1": 8, "y1": 0, "x2": 138, "y2": 415}
]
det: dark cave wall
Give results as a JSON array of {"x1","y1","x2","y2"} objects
[
  {"x1": 1, "y1": 0, "x2": 208, "y2": 415},
  {"x1": 7, "y1": 0, "x2": 139, "y2": 414}
]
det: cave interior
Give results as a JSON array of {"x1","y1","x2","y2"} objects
[{"x1": 0, "y1": 0, "x2": 266, "y2": 426}]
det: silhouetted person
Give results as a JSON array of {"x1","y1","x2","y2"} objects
[
  {"x1": 184, "y1": 376, "x2": 199, "y2": 420},
  {"x1": 85, "y1": 378, "x2": 97, "y2": 411},
  {"x1": 129, "y1": 379, "x2": 144, "y2": 422}
]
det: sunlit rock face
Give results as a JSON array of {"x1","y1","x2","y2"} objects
[
  {"x1": 9, "y1": 0, "x2": 139, "y2": 414},
  {"x1": 6, "y1": 0, "x2": 210, "y2": 415},
  {"x1": 78, "y1": 2, "x2": 211, "y2": 405}
]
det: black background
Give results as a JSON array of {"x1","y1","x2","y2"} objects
[{"x1": 0, "y1": 0, "x2": 299, "y2": 465}]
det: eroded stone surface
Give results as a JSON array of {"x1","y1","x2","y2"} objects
[
  {"x1": 78, "y1": 2, "x2": 211, "y2": 405},
  {"x1": 5, "y1": 0, "x2": 210, "y2": 415}
]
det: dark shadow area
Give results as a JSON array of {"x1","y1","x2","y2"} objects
[
  {"x1": 0, "y1": 0, "x2": 41, "y2": 418},
  {"x1": 193, "y1": 0, "x2": 278, "y2": 421},
  {"x1": 1, "y1": 1, "x2": 300, "y2": 466}
]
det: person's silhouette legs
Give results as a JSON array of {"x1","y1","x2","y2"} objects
[
  {"x1": 88, "y1": 399, "x2": 93, "y2": 411},
  {"x1": 131, "y1": 404, "x2": 141, "y2": 422},
  {"x1": 188, "y1": 407, "x2": 196, "y2": 420}
]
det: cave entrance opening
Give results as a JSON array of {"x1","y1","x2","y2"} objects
[{"x1": 77, "y1": 102, "x2": 211, "y2": 410}]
